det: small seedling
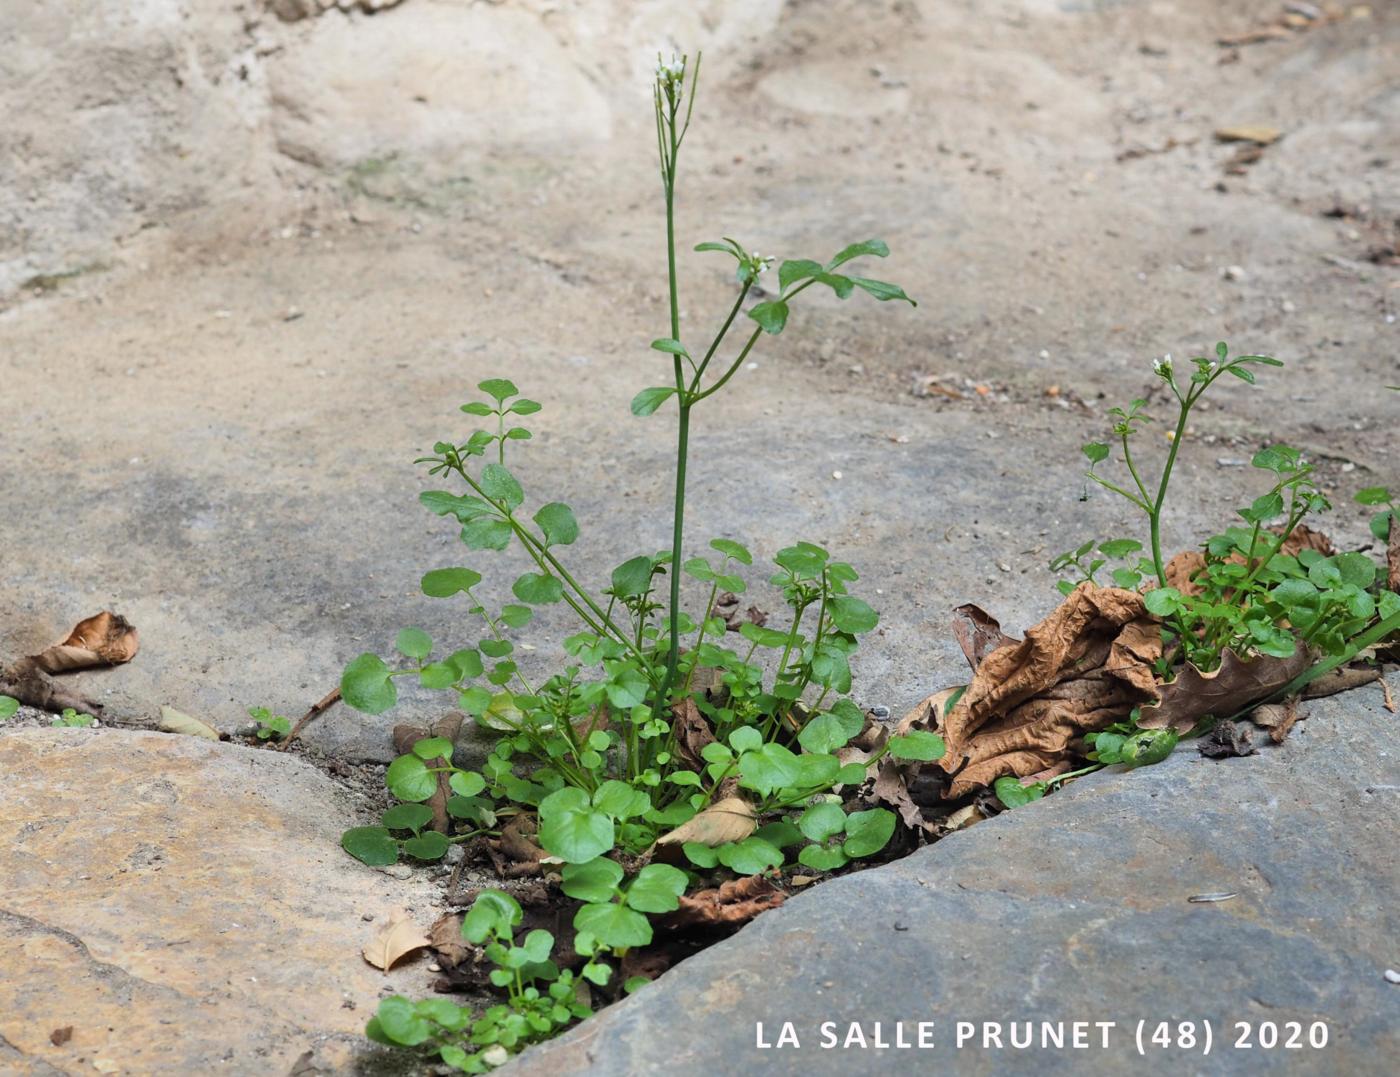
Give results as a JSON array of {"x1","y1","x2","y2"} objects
[
  {"x1": 51, "y1": 708, "x2": 96, "y2": 728},
  {"x1": 246, "y1": 705, "x2": 291, "y2": 741}
]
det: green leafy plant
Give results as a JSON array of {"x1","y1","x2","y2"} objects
[
  {"x1": 342, "y1": 51, "x2": 923, "y2": 1066},
  {"x1": 1057, "y1": 344, "x2": 1400, "y2": 739},
  {"x1": 0, "y1": 696, "x2": 18, "y2": 720},
  {"x1": 246, "y1": 705, "x2": 291, "y2": 741},
  {"x1": 366, "y1": 890, "x2": 593, "y2": 1073},
  {"x1": 339, "y1": 49, "x2": 918, "y2": 877},
  {"x1": 51, "y1": 708, "x2": 96, "y2": 728}
]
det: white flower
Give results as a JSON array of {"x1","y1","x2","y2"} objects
[
  {"x1": 748, "y1": 251, "x2": 774, "y2": 274},
  {"x1": 1152, "y1": 353, "x2": 1173, "y2": 380},
  {"x1": 656, "y1": 53, "x2": 684, "y2": 85}
]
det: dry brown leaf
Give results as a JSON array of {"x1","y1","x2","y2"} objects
[
  {"x1": 663, "y1": 875, "x2": 785, "y2": 929},
  {"x1": 498, "y1": 814, "x2": 547, "y2": 866},
  {"x1": 951, "y1": 604, "x2": 1015, "y2": 671},
  {"x1": 1277, "y1": 524, "x2": 1335, "y2": 559},
  {"x1": 362, "y1": 909, "x2": 429, "y2": 970},
  {"x1": 670, "y1": 697, "x2": 716, "y2": 773},
  {"x1": 924, "y1": 584, "x2": 1161, "y2": 795},
  {"x1": 1302, "y1": 664, "x2": 1382, "y2": 699},
  {"x1": 654, "y1": 796, "x2": 755, "y2": 848},
  {"x1": 158, "y1": 705, "x2": 219, "y2": 740},
  {"x1": 1138, "y1": 647, "x2": 1312, "y2": 734},
  {"x1": 1250, "y1": 698, "x2": 1301, "y2": 744},
  {"x1": 31, "y1": 612, "x2": 139, "y2": 674},
  {"x1": 428, "y1": 912, "x2": 471, "y2": 968},
  {"x1": 1165, "y1": 551, "x2": 1207, "y2": 596}
]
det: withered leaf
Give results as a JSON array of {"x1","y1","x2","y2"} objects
[
  {"x1": 31, "y1": 612, "x2": 139, "y2": 674},
  {"x1": 928, "y1": 584, "x2": 1161, "y2": 796},
  {"x1": 428, "y1": 912, "x2": 471, "y2": 968},
  {"x1": 0, "y1": 659, "x2": 100, "y2": 714},
  {"x1": 670, "y1": 697, "x2": 716, "y2": 773},
  {"x1": 654, "y1": 797, "x2": 755, "y2": 848},
  {"x1": 663, "y1": 875, "x2": 785, "y2": 929},
  {"x1": 158, "y1": 705, "x2": 220, "y2": 740},
  {"x1": 1138, "y1": 647, "x2": 1312, "y2": 734},
  {"x1": 1250, "y1": 698, "x2": 1300, "y2": 744},
  {"x1": 951, "y1": 604, "x2": 1015, "y2": 671},
  {"x1": 362, "y1": 908, "x2": 429, "y2": 970}
]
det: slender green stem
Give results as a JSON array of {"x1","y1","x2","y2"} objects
[
  {"x1": 682, "y1": 574, "x2": 723, "y2": 696},
  {"x1": 1150, "y1": 391, "x2": 1196, "y2": 587},
  {"x1": 689, "y1": 288, "x2": 749, "y2": 392},
  {"x1": 694, "y1": 327, "x2": 763, "y2": 403}
]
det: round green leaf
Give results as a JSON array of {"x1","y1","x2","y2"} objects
[
  {"x1": 625, "y1": 864, "x2": 689, "y2": 914},
  {"x1": 395, "y1": 627, "x2": 432, "y2": 660},
  {"x1": 341, "y1": 826, "x2": 399, "y2": 866},
  {"x1": 797, "y1": 844, "x2": 848, "y2": 872},
  {"x1": 341, "y1": 653, "x2": 397, "y2": 714},
  {"x1": 709, "y1": 538, "x2": 753, "y2": 565},
  {"x1": 460, "y1": 517, "x2": 513, "y2": 550},
  {"x1": 573, "y1": 902, "x2": 652, "y2": 949},
  {"x1": 413, "y1": 736, "x2": 454, "y2": 760},
  {"x1": 993, "y1": 776, "x2": 1045, "y2": 810},
  {"x1": 1143, "y1": 586, "x2": 1183, "y2": 617},
  {"x1": 478, "y1": 378, "x2": 518, "y2": 402},
  {"x1": 0, "y1": 696, "x2": 18, "y2": 720},
  {"x1": 533, "y1": 502, "x2": 579, "y2": 546},
  {"x1": 449, "y1": 771, "x2": 485, "y2": 797},
  {"x1": 538, "y1": 787, "x2": 615, "y2": 863},
  {"x1": 561, "y1": 857, "x2": 625, "y2": 903},
  {"x1": 462, "y1": 889, "x2": 522, "y2": 943},
  {"x1": 829, "y1": 596, "x2": 879, "y2": 634},
  {"x1": 887, "y1": 730, "x2": 946, "y2": 762},
  {"x1": 682, "y1": 841, "x2": 719, "y2": 868},
  {"x1": 842, "y1": 808, "x2": 896, "y2": 858},
  {"x1": 717, "y1": 837, "x2": 784, "y2": 875},
  {"x1": 513, "y1": 572, "x2": 565, "y2": 605},
  {"x1": 381, "y1": 803, "x2": 434, "y2": 831},
  {"x1": 403, "y1": 832, "x2": 449, "y2": 860},
  {"x1": 386, "y1": 754, "x2": 437, "y2": 802},
  {"x1": 481, "y1": 463, "x2": 524, "y2": 509},
  {"x1": 375, "y1": 996, "x2": 433, "y2": 1046},
  {"x1": 798, "y1": 802, "x2": 846, "y2": 842},
  {"x1": 421, "y1": 568, "x2": 482, "y2": 598}
]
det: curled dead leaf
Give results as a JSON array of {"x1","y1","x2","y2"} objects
[
  {"x1": 158, "y1": 706, "x2": 220, "y2": 740},
  {"x1": 31, "y1": 612, "x2": 139, "y2": 674},
  {"x1": 0, "y1": 659, "x2": 100, "y2": 714},
  {"x1": 670, "y1": 697, "x2": 717, "y2": 773},
  {"x1": 951, "y1": 603, "x2": 1014, "y2": 671},
  {"x1": 1138, "y1": 646, "x2": 1312, "y2": 734},
  {"x1": 362, "y1": 908, "x2": 429, "y2": 970},
  {"x1": 663, "y1": 874, "x2": 785, "y2": 930},
  {"x1": 654, "y1": 797, "x2": 755, "y2": 848},
  {"x1": 428, "y1": 912, "x2": 471, "y2": 968}
]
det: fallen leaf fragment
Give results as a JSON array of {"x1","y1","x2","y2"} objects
[
  {"x1": 928, "y1": 583, "x2": 1161, "y2": 795},
  {"x1": 428, "y1": 912, "x2": 471, "y2": 968},
  {"x1": 158, "y1": 706, "x2": 220, "y2": 740},
  {"x1": 670, "y1": 697, "x2": 717, "y2": 773},
  {"x1": 0, "y1": 660, "x2": 99, "y2": 714},
  {"x1": 1198, "y1": 720, "x2": 1258, "y2": 759},
  {"x1": 1250, "y1": 698, "x2": 1301, "y2": 744},
  {"x1": 655, "y1": 797, "x2": 756, "y2": 848},
  {"x1": 50, "y1": 1027, "x2": 73, "y2": 1047},
  {"x1": 951, "y1": 604, "x2": 1014, "y2": 671},
  {"x1": 663, "y1": 875, "x2": 785, "y2": 929},
  {"x1": 1214, "y1": 125, "x2": 1282, "y2": 145},
  {"x1": 1138, "y1": 647, "x2": 1313, "y2": 734},
  {"x1": 362, "y1": 909, "x2": 430, "y2": 970},
  {"x1": 30, "y1": 612, "x2": 139, "y2": 674}
]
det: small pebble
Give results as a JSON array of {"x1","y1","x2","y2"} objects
[
  {"x1": 1385, "y1": 969, "x2": 1400, "y2": 984},
  {"x1": 1222, "y1": 265, "x2": 1247, "y2": 282},
  {"x1": 870, "y1": 705, "x2": 891, "y2": 720},
  {"x1": 832, "y1": 470, "x2": 843, "y2": 480},
  {"x1": 997, "y1": 561, "x2": 1011, "y2": 573},
  {"x1": 1281, "y1": 299, "x2": 1296, "y2": 314},
  {"x1": 1216, "y1": 457, "x2": 1246, "y2": 468}
]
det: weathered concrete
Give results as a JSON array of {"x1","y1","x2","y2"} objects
[
  {"x1": 509, "y1": 678, "x2": 1400, "y2": 1075},
  {"x1": 0, "y1": 729, "x2": 437, "y2": 1075}
]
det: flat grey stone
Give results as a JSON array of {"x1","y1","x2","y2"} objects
[{"x1": 509, "y1": 678, "x2": 1400, "y2": 1075}]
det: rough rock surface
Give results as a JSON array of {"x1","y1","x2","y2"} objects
[
  {"x1": 0, "y1": 729, "x2": 438, "y2": 1075},
  {"x1": 509, "y1": 680, "x2": 1400, "y2": 1075}
]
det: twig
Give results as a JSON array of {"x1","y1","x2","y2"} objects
[{"x1": 279, "y1": 686, "x2": 341, "y2": 748}]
